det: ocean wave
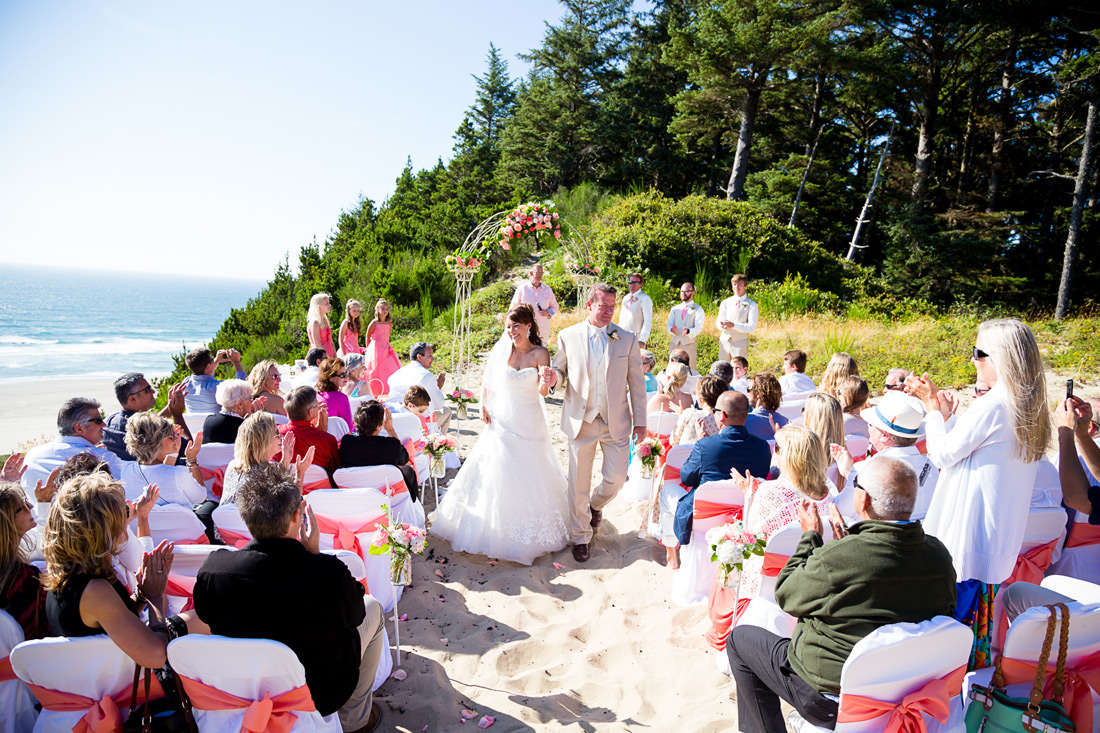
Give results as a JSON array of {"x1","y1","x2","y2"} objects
[
  {"x1": 0, "y1": 337, "x2": 202, "y2": 357},
  {"x1": 0, "y1": 335, "x2": 60, "y2": 345}
]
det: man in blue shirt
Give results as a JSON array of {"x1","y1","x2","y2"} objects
[
  {"x1": 673, "y1": 391, "x2": 771, "y2": 549},
  {"x1": 182, "y1": 347, "x2": 247, "y2": 414},
  {"x1": 21, "y1": 397, "x2": 127, "y2": 499},
  {"x1": 103, "y1": 373, "x2": 191, "y2": 461}
]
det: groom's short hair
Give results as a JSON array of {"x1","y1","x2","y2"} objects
[{"x1": 588, "y1": 283, "x2": 616, "y2": 300}]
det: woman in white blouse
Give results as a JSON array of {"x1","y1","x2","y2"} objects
[{"x1": 907, "y1": 318, "x2": 1051, "y2": 669}]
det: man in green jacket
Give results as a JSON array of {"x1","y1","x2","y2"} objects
[{"x1": 726, "y1": 456, "x2": 957, "y2": 732}]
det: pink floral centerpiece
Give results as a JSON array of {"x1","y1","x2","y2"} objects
[
  {"x1": 706, "y1": 521, "x2": 767, "y2": 589},
  {"x1": 449, "y1": 388, "x2": 477, "y2": 419},
  {"x1": 497, "y1": 201, "x2": 561, "y2": 250},
  {"x1": 368, "y1": 505, "x2": 428, "y2": 586},
  {"x1": 445, "y1": 253, "x2": 483, "y2": 273},
  {"x1": 423, "y1": 433, "x2": 457, "y2": 478},
  {"x1": 636, "y1": 436, "x2": 664, "y2": 478}
]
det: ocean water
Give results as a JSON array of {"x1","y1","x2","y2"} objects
[{"x1": 0, "y1": 263, "x2": 264, "y2": 383}]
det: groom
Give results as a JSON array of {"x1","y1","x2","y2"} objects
[{"x1": 544, "y1": 283, "x2": 647, "y2": 562}]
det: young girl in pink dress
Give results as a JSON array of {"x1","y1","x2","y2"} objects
[
  {"x1": 338, "y1": 299, "x2": 362, "y2": 357},
  {"x1": 306, "y1": 292, "x2": 335, "y2": 359},
  {"x1": 363, "y1": 299, "x2": 401, "y2": 397}
]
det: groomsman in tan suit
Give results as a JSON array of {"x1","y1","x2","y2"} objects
[
  {"x1": 666, "y1": 282, "x2": 706, "y2": 370},
  {"x1": 545, "y1": 283, "x2": 647, "y2": 562},
  {"x1": 717, "y1": 274, "x2": 758, "y2": 361},
  {"x1": 618, "y1": 273, "x2": 653, "y2": 349}
]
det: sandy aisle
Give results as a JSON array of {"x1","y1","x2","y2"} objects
[
  {"x1": 0, "y1": 378, "x2": 120, "y2": 453},
  {"x1": 376, "y1": 356, "x2": 736, "y2": 732}
]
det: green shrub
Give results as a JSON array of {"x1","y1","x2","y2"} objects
[{"x1": 753, "y1": 274, "x2": 842, "y2": 319}]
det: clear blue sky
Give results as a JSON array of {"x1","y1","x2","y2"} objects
[{"x1": 0, "y1": 0, "x2": 572, "y2": 280}]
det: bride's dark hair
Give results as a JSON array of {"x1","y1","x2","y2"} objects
[{"x1": 506, "y1": 304, "x2": 543, "y2": 347}]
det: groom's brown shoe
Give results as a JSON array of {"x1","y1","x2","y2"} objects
[
  {"x1": 590, "y1": 506, "x2": 602, "y2": 529},
  {"x1": 572, "y1": 543, "x2": 590, "y2": 562}
]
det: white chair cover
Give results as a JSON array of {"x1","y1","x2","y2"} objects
[
  {"x1": 671, "y1": 479, "x2": 743, "y2": 607},
  {"x1": 1042, "y1": 575, "x2": 1100, "y2": 604},
  {"x1": 322, "y1": 552, "x2": 393, "y2": 691},
  {"x1": 657, "y1": 443, "x2": 694, "y2": 546},
  {"x1": 777, "y1": 399, "x2": 805, "y2": 422},
  {"x1": 1020, "y1": 506, "x2": 1069, "y2": 563},
  {"x1": 167, "y1": 636, "x2": 339, "y2": 732},
  {"x1": 736, "y1": 523, "x2": 805, "y2": 638},
  {"x1": 11, "y1": 635, "x2": 138, "y2": 733},
  {"x1": 181, "y1": 413, "x2": 212, "y2": 439},
  {"x1": 304, "y1": 489, "x2": 403, "y2": 612},
  {"x1": 389, "y1": 413, "x2": 429, "y2": 483},
  {"x1": 196, "y1": 441, "x2": 235, "y2": 501},
  {"x1": 332, "y1": 466, "x2": 425, "y2": 530},
  {"x1": 212, "y1": 503, "x2": 253, "y2": 547},
  {"x1": 646, "y1": 411, "x2": 679, "y2": 437},
  {"x1": 166, "y1": 545, "x2": 233, "y2": 615},
  {"x1": 844, "y1": 434, "x2": 869, "y2": 459},
  {"x1": 325, "y1": 416, "x2": 349, "y2": 441},
  {"x1": 271, "y1": 413, "x2": 290, "y2": 425},
  {"x1": 1046, "y1": 508, "x2": 1100, "y2": 585},
  {"x1": 301, "y1": 464, "x2": 331, "y2": 492},
  {"x1": 146, "y1": 504, "x2": 208, "y2": 545},
  {"x1": 0, "y1": 610, "x2": 36, "y2": 733}
]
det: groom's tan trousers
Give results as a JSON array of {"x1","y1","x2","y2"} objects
[{"x1": 567, "y1": 415, "x2": 630, "y2": 545}]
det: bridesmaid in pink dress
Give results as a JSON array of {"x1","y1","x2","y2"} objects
[
  {"x1": 306, "y1": 293, "x2": 335, "y2": 359},
  {"x1": 363, "y1": 299, "x2": 401, "y2": 397},
  {"x1": 338, "y1": 299, "x2": 363, "y2": 357}
]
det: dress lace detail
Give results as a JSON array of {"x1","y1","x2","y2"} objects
[{"x1": 431, "y1": 366, "x2": 570, "y2": 565}]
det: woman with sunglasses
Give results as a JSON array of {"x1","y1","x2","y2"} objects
[
  {"x1": 249, "y1": 360, "x2": 287, "y2": 417},
  {"x1": 316, "y1": 357, "x2": 353, "y2": 429},
  {"x1": 906, "y1": 319, "x2": 1051, "y2": 670}
]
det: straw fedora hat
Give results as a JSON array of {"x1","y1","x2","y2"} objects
[{"x1": 860, "y1": 391, "x2": 926, "y2": 439}]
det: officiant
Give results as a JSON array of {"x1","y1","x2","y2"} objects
[{"x1": 510, "y1": 264, "x2": 559, "y2": 341}]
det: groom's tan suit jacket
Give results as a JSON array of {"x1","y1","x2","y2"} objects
[{"x1": 551, "y1": 321, "x2": 647, "y2": 441}]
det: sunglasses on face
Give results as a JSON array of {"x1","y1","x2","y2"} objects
[
  {"x1": 972, "y1": 346, "x2": 989, "y2": 360},
  {"x1": 628, "y1": 280, "x2": 642, "y2": 285},
  {"x1": 132, "y1": 385, "x2": 153, "y2": 397},
  {"x1": 336, "y1": 372, "x2": 347, "y2": 378},
  {"x1": 85, "y1": 416, "x2": 105, "y2": 425},
  {"x1": 884, "y1": 383, "x2": 905, "y2": 391}
]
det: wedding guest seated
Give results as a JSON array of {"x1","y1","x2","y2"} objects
[
  {"x1": 387, "y1": 343, "x2": 451, "y2": 433},
  {"x1": 21, "y1": 398, "x2": 126, "y2": 497},
  {"x1": 104, "y1": 373, "x2": 190, "y2": 462},
  {"x1": 342, "y1": 353, "x2": 372, "y2": 399},
  {"x1": 671, "y1": 375, "x2": 726, "y2": 446},
  {"x1": 729, "y1": 357, "x2": 750, "y2": 395},
  {"x1": 402, "y1": 386, "x2": 433, "y2": 433},
  {"x1": 884, "y1": 367, "x2": 912, "y2": 393},
  {"x1": 291, "y1": 348, "x2": 328, "y2": 390},
  {"x1": 221, "y1": 412, "x2": 314, "y2": 505},
  {"x1": 193, "y1": 463, "x2": 386, "y2": 732},
  {"x1": 670, "y1": 392, "x2": 770, "y2": 568},
  {"x1": 832, "y1": 391, "x2": 938, "y2": 521},
  {"x1": 121, "y1": 413, "x2": 217, "y2": 540},
  {"x1": 779, "y1": 349, "x2": 817, "y2": 398},
  {"x1": 0, "y1": 482, "x2": 48, "y2": 640},
  {"x1": 818, "y1": 352, "x2": 859, "y2": 400},
  {"x1": 339, "y1": 401, "x2": 420, "y2": 501},
  {"x1": 798, "y1": 393, "x2": 845, "y2": 482},
  {"x1": 837, "y1": 375, "x2": 871, "y2": 438},
  {"x1": 648, "y1": 362, "x2": 693, "y2": 415},
  {"x1": 203, "y1": 379, "x2": 256, "y2": 444},
  {"x1": 249, "y1": 359, "x2": 287, "y2": 416},
  {"x1": 279, "y1": 387, "x2": 340, "y2": 487},
  {"x1": 641, "y1": 350, "x2": 659, "y2": 393},
  {"x1": 182, "y1": 347, "x2": 247, "y2": 414},
  {"x1": 43, "y1": 472, "x2": 201, "y2": 669},
  {"x1": 709, "y1": 360, "x2": 734, "y2": 389},
  {"x1": 727, "y1": 456, "x2": 956, "y2": 733},
  {"x1": 1054, "y1": 396, "x2": 1100, "y2": 525},
  {"x1": 316, "y1": 357, "x2": 354, "y2": 428},
  {"x1": 657, "y1": 350, "x2": 700, "y2": 384},
  {"x1": 745, "y1": 372, "x2": 789, "y2": 441}
]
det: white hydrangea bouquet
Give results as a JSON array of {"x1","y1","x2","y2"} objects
[{"x1": 706, "y1": 520, "x2": 767, "y2": 589}]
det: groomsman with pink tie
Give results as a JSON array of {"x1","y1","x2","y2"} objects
[
  {"x1": 717, "y1": 274, "x2": 758, "y2": 361},
  {"x1": 618, "y1": 273, "x2": 653, "y2": 349},
  {"x1": 667, "y1": 282, "x2": 705, "y2": 370}
]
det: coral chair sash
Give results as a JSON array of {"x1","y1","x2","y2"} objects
[
  {"x1": 218, "y1": 527, "x2": 252, "y2": 549},
  {"x1": 311, "y1": 511, "x2": 387, "y2": 560},
  {"x1": 178, "y1": 674, "x2": 315, "y2": 733},
  {"x1": 28, "y1": 677, "x2": 165, "y2": 733},
  {"x1": 837, "y1": 664, "x2": 966, "y2": 733},
  {"x1": 1000, "y1": 649, "x2": 1100, "y2": 733},
  {"x1": 0, "y1": 656, "x2": 14, "y2": 682},
  {"x1": 1066, "y1": 523, "x2": 1100, "y2": 549},
  {"x1": 693, "y1": 501, "x2": 742, "y2": 523},
  {"x1": 165, "y1": 575, "x2": 196, "y2": 613},
  {"x1": 760, "y1": 552, "x2": 791, "y2": 578},
  {"x1": 1004, "y1": 539, "x2": 1059, "y2": 587},
  {"x1": 198, "y1": 466, "x2": 225, "y2": 499},
  {"x1": 302, "y1": 478, "x2": 331, "y2": 495}
]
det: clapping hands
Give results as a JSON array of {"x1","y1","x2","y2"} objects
[
  {"x1": 136, "y1": 539, "x2": 174, "y2": 600},
  {"x1": 1, "y1": 453, "x2": 25, "y2": 484}
]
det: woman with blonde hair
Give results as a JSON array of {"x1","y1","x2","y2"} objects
[
  {"x1": 363, "y1": 299, "x2": 401, "y2": 397},
  {"x1": 220, "y1": 412, "x2": 314, "y2": 505},
  {"x1": 907, "y1": 318, "x2": 1052, "y2": 669},
  {"x1": 338, "y1": 299, "x2": 363, "y2": 357},
  {"x1": 712, "y1": 426, "x2": 835, "y2": 649},
  {"x1": 43, "y1": 473, "x2": 179, "y2": 668},
  {"x1": 801, "y1": 393, "x2": 845, "y2": 456},
  {"x1": 0, "y1": 483, "x2": 47, "y2": 639},
  {"x1": 647, "y1": 362, "x2": 693, "y2": 414},
  {"x1": 306, "y1": 292, "x2": 335, "y2": 359},
  {"x1": 819, "y1": 352, "x2": 860, "y2": 399},
  {"x1": 249, "y1": 360, "x2": 287, "y2": 416},
  {"x1": 837, "y1": 375, "x2": 871, "y2": 438}
]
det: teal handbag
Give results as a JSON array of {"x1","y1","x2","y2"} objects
[{"x1": 964, "y1": 603, "x2": 1077, "y2": 732}]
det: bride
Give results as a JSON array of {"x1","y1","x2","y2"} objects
[{"x1": 431, "y1": 304, "x2": 570, "y2": 564}]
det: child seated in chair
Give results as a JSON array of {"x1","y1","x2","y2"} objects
[{"x1": 403, "y1": 386, "x2": 433, "y2": 434}]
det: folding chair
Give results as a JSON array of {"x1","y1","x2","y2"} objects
[
  {"x1": 389, "y1": 413, "x2": 428, "y2": 483},
  {"x1": 325, "y1": 416, "x2": 349, "y2": 442},
  {"x1": 332, "y1": 466, "x2": 425, "y2": 530},
  {"x1": 166, "y1": 545, "x2": 234, "y2": 615},
  {"x1": 301, "y1": 464, "x2": 332, "y2": 494},
  {"x1": 146, "y1": 504, "x2": 208, "y2": 545},
  {"x1": 196, "y1": 441, "x2": 235, "y2": 501},
  {"x1": 181, "y1": 413, "x2": 211, "y2": 439},
  {"x1": 656, "y1": 443, "x2": 694, "y2": 547},
  {"x1": 735, "y1": 523, "x2": 805, "y2": 638},
  {"x1": 212, "y1": 503, "x2": 253, "y2": 548},
  {"x1": 671, "y1": 479, "x2": 743, "y2": 607},
  {"x1": 0, "y1": 610, "x2": 36, "y2": 733}
]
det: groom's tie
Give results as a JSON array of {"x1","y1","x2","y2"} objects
[{"x1": 584, "y1": 327, "x2": 607, "y2": 422}]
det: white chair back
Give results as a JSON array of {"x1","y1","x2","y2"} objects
[
  {"x1": 166, "y1": 545, "x2": 232, "y2": 615},
  {"x1": 301, "y1": 464, "x2": 331, "y2": 492},
  {"x1": 663, "y1": 443, "x2": 694, "y2": 477},
  {"x1": 326, "y1": 416, "x2": 349, "y2": 441},
  {"x1": 844, "y1": 434, "x2": 869, "y2": 460},
  {"x1": 647, "y1": 412, "x2": 679, "y2": 437},
  {"x1": 777, "y1": 399, "x2": 805, "y2": 422},
  {"x1": 332, "y1": 466, "x2": 425, "y2": 530},
  {"x1": 1020, "y1": 506, "x2": 1069, "y2": 555},
  {"x1": 0, "y1": 610, "x2": 36, "y2": 733},
  {"x1": 833, "y1": 616, "x2": 973, "y2": 732},
  {"x1": 196, "y1": 441, "x2": 235, "y2": 500},
  {"x1": 736, "y1": 523, "x2": 805, "y2": 638},
  {"x1": 182, "y1": 413, "x2": 212, "y2": 438},
  {"x1": 271, "y1": 413, "x2": 290, "y2": 425},
  {"x1": 167, "y1": 636, "x2": 339, "y2": 732},
  {"x1": 671, "y1": 480, "x2": 744, "y2": 607},
  {"x1": 11, "y1": 636, "x2": 138, "y2": 732},
  {"x1": 316, "y1": 552, "x2": 394, "y2": 691},
  {"x1": 1042, "y1": 576, "x2": 1100, "y2": 604},
  {"x1": 147, "y1": 505, "x2": 208, "y2": 545},
  {"x1": 389, "y1": 413, "x2": 424, "y2": 443},
  {"x1": 212, "y1": 503, "x2": 253, "y2": 548}
]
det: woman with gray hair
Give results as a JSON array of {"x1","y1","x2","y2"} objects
[
  {"x1": 119, "y1": 413, "x2": 207, "y2": 508},
  {"x1": 203, "y1": 378, "x2": 257, "y2": 444},
  {"x1": 341, "y1": 353, "x2": 372, "y2": 399}
]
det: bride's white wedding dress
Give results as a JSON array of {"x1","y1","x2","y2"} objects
[{"x1": 431, "y1": 365, "x2": 570, "y2": 565}]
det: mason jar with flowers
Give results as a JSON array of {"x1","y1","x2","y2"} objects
[{"x1": 706, "y1": 520, "x2": 767, "y2": 589}]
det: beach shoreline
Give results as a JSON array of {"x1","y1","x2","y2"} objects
[{"x1": 0, "y1": 377, "x2": 119, "y2": 453}]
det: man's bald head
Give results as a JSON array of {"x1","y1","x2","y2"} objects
[
  {"x1": 715, "y1": 391, "x2": 749, "y2": 426},
  {"x1": 855, "y1": 456, "x2": 918, "y2": 521},
  {"x1": 670, "y1": 350, "x2": 690, "y2": 367}
]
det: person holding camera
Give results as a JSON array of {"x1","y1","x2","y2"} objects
[{"x1": 182, "y1": 347, "x2": 247, "y2": 414}]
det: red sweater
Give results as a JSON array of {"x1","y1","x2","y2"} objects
[{"x1": 278, "y1": 420, "x2": 341, "y2": 487}]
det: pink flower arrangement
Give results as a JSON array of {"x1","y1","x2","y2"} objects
[
  {"x1": 370, "y1": 520, "x2": 428, "y2": 556},
  {"x1": 497, "y1": 201, "x2": 562, "y2": 249},
  {"x1": 450, "y1": 389, "x2": 476, "y2": 405},
  {"x1": 705, "y1": 520, "x2": 766, "y2": 579},
  {"x1": 636, "y1": 436, "x2": 664, "y2": 473},
  {"x1": 423, "y1": 433, "x2": 458, "y2": 458},
  {"x1": 570, "y1": 262, "x2": 601, "y2": 277},
  {"x1": 446, "y1": 253, "x2": 482, "y2": 271}
]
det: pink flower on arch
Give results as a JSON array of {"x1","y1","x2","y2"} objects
[{"x1": 553, "y1": 230, "x2": 561, "y2": 239}]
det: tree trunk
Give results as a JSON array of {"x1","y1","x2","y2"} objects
[
  {"x1": 986, "y1": 29, "x2": 1018, "y2": 213},
  {"x1": 955, "y1": 79, "x2": 979, "y2": 207},
  {"x1": 911, "y1": 29, "x2": 943, "y2": 203},
  {"x1": 790, "y1": 124, "x2": 824, "y2": 227},
  {"x1": 726, "y1": 84, "x2": 762, "y2": 200},
  {"x1": 806, "y1": 71, "x2": 826, "y2": 157},
  {"x1": 1056, "y1": 94, "x2": 1098, "y2": 320}
]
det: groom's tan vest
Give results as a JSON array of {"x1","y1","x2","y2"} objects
[{"x1": 550, "y1": 322, "x2": 647, "y2": 441}]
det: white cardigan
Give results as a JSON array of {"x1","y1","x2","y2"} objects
[{"x1": 922, "y1": 382, "x2": 1039, "y2": 584}]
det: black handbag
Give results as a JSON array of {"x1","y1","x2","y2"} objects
[{"x1": 122, "y1": 664, "x2": 196, "y2": 733}]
